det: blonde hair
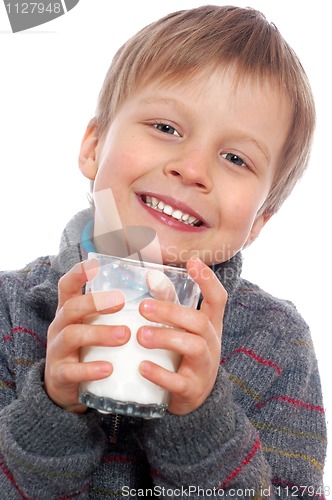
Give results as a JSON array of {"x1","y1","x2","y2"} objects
[{"x1": 95, "y1": 5, "x2": 315, "y2": 214}]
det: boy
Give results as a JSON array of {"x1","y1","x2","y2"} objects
[{"x1": 0, "y1": 5, "x2": 327, "y2": 499}]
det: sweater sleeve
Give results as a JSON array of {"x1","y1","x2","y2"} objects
[
  {"x1": 0, "y1": 359, "x2": 108, "y2": 499},
  {"x1": 138, "y1": 300, "x2": 327, "y2": 499},
  {"x1": 0, "y1": 273, "x2": 108, "y2": 499}
]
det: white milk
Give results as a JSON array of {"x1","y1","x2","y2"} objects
[{"x1": 80, "y1": 307, "x2": 180, "y2": 405}]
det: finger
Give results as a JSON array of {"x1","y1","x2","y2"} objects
[
  {"x1": 138, "y1": 301, "x2": 211, "y2": 338},
  {"x1": 139, "y1": 360, "x2": 202, "y2": 409},
  {"x1": 137, "y1": 325, "x2": 209, "y2": 361},
  {"x1": 186, "y1": 257, "x2": 227, "y2": 336},
  {"x1": 47, "y1": 361, "x2": 113, "y2": 392},
  {"x1": 51, "y1": 290, "x2": 125, "y2": 333},
  {"x1": 139, "y1": 360, "x2": 181, "y2": 393},
  {"x1": 57, "y1": 259, "x2": 99, "y2": 311},
  {"x1": 54, "y1": 323, "x2": 130, "y2": 357},
  {"x1": 139, "y1": 359, "x2": 217, "y2": 416},
  {"x1": 59, "y1": 361, "x2": 113, "y2": 385}
]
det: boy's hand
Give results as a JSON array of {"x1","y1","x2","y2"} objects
[
  {"x1": 44, "y1": 261, "x2": 129, "y2": 414},
  {"x1": 137, "y1": 257, "x2": 227, "y2": 415}
]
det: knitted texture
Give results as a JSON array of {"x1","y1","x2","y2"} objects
[{"x1": 0, "y1": 210, "x2": 327, "y2": 499}]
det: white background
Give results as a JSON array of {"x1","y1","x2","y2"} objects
[{"x1": 0, "y1": 0, "x2": 331, "y2": 488}]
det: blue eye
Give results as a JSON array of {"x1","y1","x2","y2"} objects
[
  {"x1": 221, "y1": 152, "x2": 246, "y2": 167},
  {"x1": 154, "y1": 123, "x2": 180, "y2": 136}
]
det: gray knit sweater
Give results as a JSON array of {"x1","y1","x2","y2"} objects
[{"x1": 0, "y1": 210, "x2": 327, "y2": 499}]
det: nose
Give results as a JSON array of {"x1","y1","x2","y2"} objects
[{"x1": 163, "y1": 148, "x2": 213, "y2": 192}]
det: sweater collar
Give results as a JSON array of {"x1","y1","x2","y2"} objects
[
  {"x1": 50, "y1": 209, "x2": 93, "y2": 276},
  {"x1": 212, "y1": 253, "x2": 242, "y2": 296}
]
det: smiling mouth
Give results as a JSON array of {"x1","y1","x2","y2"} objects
[{"x1": 140, "y1": 195, "x2": 204, "y2": 227}]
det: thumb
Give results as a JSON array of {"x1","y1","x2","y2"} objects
[
  {"x1": 145, "y1": 269, "x2": 179, "y2": 303},
  {"x1": 186, "y1": 257, "x2": 227, "y2": 337}
]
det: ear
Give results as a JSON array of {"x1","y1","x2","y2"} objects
[
  {"x1": 78, "y1": 118, "x2": 99, "y2": 180},
  {"x1": 244, "y1": 212, "x2": 272, "y2": 248}
]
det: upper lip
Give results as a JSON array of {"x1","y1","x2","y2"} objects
[{"x1": 136, "y1": 191, "x2": 210, "y2": 227}]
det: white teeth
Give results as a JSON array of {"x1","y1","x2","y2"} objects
[
  {"x1": 163, "y1": 204, "x2": 173, "y2": 215},
  {"x1": 144, "y1": 195, "x2": 201, "y2": 227},
  {"x1": 172, "y1": 210, "x2": 183, "y2": 220}
]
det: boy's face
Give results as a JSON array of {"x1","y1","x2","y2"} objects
[{"x1": 80, "y1": 70, "x2": 291, "y2": 266}]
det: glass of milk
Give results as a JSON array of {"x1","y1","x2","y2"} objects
[{"x1": 79, "y1": 252, "x2": 200, "y2": 419}]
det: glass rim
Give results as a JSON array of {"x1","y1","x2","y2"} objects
[{"x1": 87, "y1": 251, "x2": 190, "y2": 275}]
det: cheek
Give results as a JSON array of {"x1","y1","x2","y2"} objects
[
  {"x1": 220, "y1": 197, "x2": 262, "y2": 251},
  {"x1": 236, "y1": 201, "x2": 259, "y2": 225},
  {"x1": 218, "y1": 187, "x2": 258, "y2": 226},
  {"x1": 227, "y1": 181, "x2": 268, "y2": 225},
  {"x1": 94, "y1": 147, "x2": 138, "y2": 192}
]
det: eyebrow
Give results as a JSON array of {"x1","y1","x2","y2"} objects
[
  {"x1": 233, "y1": 133, "x2": 270, "y2": 162},
  {"x1": 141, "y1": 97, "x2": 270, "y2": 162},
  {"x1": 141, "y1": 96, "x2": 189, "y2": 115}
]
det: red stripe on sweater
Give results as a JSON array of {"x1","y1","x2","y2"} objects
[
  {"x1": 0, "y1": 458, "x2": 90, "y2": 499},
  {"x1": 219, "y1": 437, "x2": 261, "y2": 488},
  {"x1": 11, "y1": 327, "x2": 47, "y2": 349},
  {"x1": 0, "y1": 459, "x2": 30, "y2": 499},
  {"x1": 150, "y1": 467, "x2": 160, "y2": 477},
  {"x1": 221, "y1": 348, "x2": 282, "y2": 374},
  {"x1": 256, "y1": 395, "x2": 325, "y2": 413},
  {"x1": 1, "y1": 379, "x2": 15, "y2": 389},
  {"x1": 56, "y1": 482, "x2": 90, "y2": 499}
]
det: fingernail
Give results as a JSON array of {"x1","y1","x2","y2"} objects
[
  {"x1": 114, "y1": 326, "x2": 126, "y2": 339},
  {"x1": 141, "y1": 299, "x2": 156, "y2": 312},
  {"x1": 139, "y1": 361, "x2": 150, "y2": 375},
  {"x1": 188, "y1": 256, "x2": 203, "y2": 267},
  {"x1": 100, "y1": 363, "x2": 113, "y2": 375},
  {"x1": 141, "y1": 326, "x2": 153, "y2": 340}
]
